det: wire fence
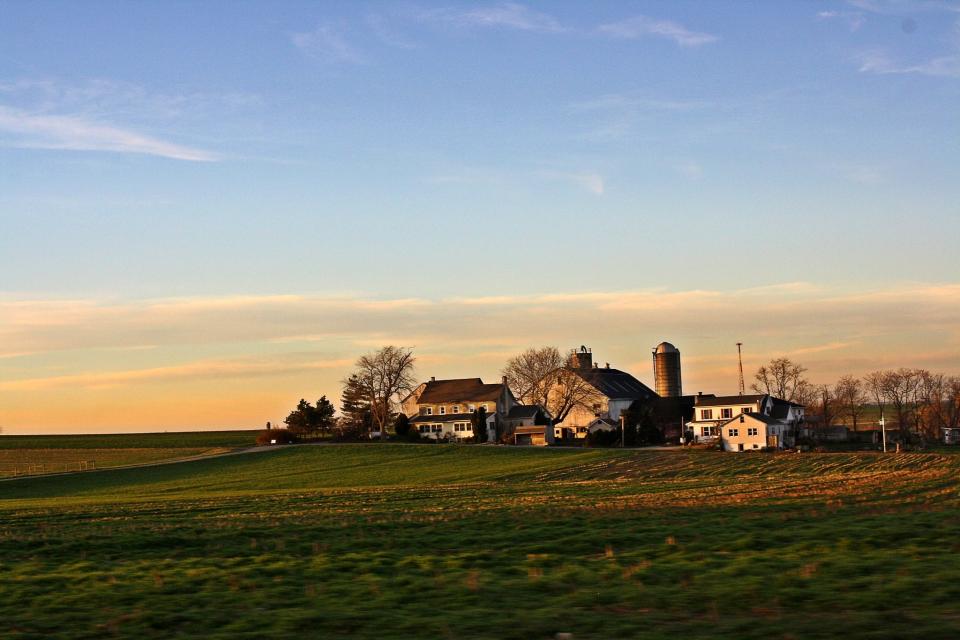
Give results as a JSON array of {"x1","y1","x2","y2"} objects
[{"x1": 0, "y1": 460, "x2": 97, "y2": 478}]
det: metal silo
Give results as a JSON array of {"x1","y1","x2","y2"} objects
[{"x1": 652, "y1": 342, "x2": 682, "y2": 398}]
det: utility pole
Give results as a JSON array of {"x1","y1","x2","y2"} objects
[
  {"x1": 736, "y1": 342, "x2": 745, "y2": 395},
  {"x1": 880, "y1": 409, "x2": 887, "y2": 453}
]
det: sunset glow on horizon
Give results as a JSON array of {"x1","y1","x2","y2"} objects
[{"x1": 2, "y1": 1, "x2": 958, "y2": 434}]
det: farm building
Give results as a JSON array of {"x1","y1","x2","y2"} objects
[
  {"x1": 717, "y1": 412, "x2": 793, "y2": 451},
  {"x1": 402, "y1": 376, "x2": 545, "y2": 442},
  {"x1": 687, "y1": 393, "x2": 804, "y2": 450},
  {"x1": 552, "y1": 346, "x2": 658, "y2": 440}
]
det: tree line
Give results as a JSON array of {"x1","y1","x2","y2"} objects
[
  {"x1": 267, "y1": 346, "x2": 959, "y2": 446},
  {"x1": 752, "y1": 357, "x2": 960, "y2": 443}
]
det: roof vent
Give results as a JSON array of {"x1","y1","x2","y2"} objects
[{"x1": 430, "y1": 376, "x2": 436, "y2": 382}]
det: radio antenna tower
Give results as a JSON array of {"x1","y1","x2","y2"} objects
[{"x1": 736, "y1": 342, "x2": 745, "y2": 395}]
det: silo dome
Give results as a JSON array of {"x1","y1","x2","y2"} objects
[{"x1": 655, "y1": 342, "x2": 678, "y2": 354}]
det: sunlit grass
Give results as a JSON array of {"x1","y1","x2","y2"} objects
[{"x1": 2, "y1": 445, "x2": 960, "y2": 639}]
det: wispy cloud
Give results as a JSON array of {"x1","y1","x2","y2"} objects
[
  {"x1": 569, "y1": 92, "x2": 711, "y2": 141},
  {"x1": 832, "y1": 162, "x2": 882, "y2": 185},
  {"x1": 292, "y1": 23, "x2": 367, "y2": 64},
  {"x1": 673, "y1": 161, "x2": 703, "y2": 179},
  {"x1": 597, "y1": 16, "x2": 718, "y2": 47},
  {"x1": 422, "y1": 3, "x2": 567, "y2": 33},
  {"x1": 857, "y1": 48, "x2": 960, "y2": 77},
  {"x1": 0, "y1": 105, "x2": 219, "y2": 161},
  {"x1": 0, "y1": 355, "x2": 353, "y2": 392},
  {"x1": 427, "y1": 164, "x2": 604, "y2": 194},
  {"x1": 817, "y1": 10, "x2": 867, "y2": 31},
  {"x1": 365, "y1": 12, "x2": 419, "y2": 49},
  {"x1": 539, "y1": 170, "x2": 605, "y2": 195}
]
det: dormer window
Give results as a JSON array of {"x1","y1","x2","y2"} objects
[
  {"x1": 468, "y1": 404, "x2": 476, "y2": 412},
  {"x1": 439, "y1": 406, "x2": 446, "y2": 415},
  {"x1": 453, "y1": 405, "x2": 460, "y2": 413},
  {"x1": 424, "y1": 407, "x2": 433, "y2": 416}
]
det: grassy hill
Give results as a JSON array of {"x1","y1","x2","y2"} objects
[{"x1": 2, "y1": 445, "x2": 960, "y2": 639}]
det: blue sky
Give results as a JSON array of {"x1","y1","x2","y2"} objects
[{"x1": 1, "y1": 1, "x2": 959, "y2": 431}]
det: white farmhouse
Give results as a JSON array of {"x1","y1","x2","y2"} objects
[{"x1": 687, "y1": 393, "x2": 804, "y2": 450}]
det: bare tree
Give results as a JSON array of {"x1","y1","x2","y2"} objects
[
  {"x1": 947, "y1": 377, "x2": 960, "y2": 431},
  {"x1": 501, "y1": 346, "x2": 597, "y2": 424},
  {"x1": 351, "y1": 346, "x2": 416, "y2": 441},
  {"x1": 751, "y1": 357, "x2": 810, "y2": 402},
  {"x1": 812, "y1": 384, "x2": 837, "y2": 430},
  {"x1": 883, "y1": 368, "x2": 922, "y2": 443},
  {"x1": 834, "y1": 375, "x2": 867, "y2": 431}
]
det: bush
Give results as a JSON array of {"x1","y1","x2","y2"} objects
[
  {"x1": 586, "y1": 429, "x2": 620, "y2": 447},
  {"x1": 255, "y1": 429, "x2": 298, "y2": 446}
]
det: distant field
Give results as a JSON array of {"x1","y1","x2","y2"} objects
[
  {"x1": 0, "y1": 447, "x2": 227, "y2": 477},
  {"x1": 3, "y1": 445, "x2": 960, "y2": 639},
  {"x1": 0, "y1": 430, "x2": 256, "y2": 478},
  {"x1": 0, "y1": 430, "x2": 257, "y2": 449}
]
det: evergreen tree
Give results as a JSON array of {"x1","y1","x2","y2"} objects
[
  {"x1": 284, "y1": 399, "x2": 314, "y2": 436},
  {"x1": 314, "y1": 395, "x2": 336, "y2": 436},
  {"x1": 340, "y1": 374, "x2": 372, "y2": 437},
  {"x1": 472, "y1": 406, "x2": 488, "y2": 443},
  {"x1": 394, "y1": 412, "x2": 411, "y2": 437}
]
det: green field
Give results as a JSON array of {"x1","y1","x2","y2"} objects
[
  {"x1": 0, "y1": 430, "x2": 257, "y2": 477},
  {"x1": 2, "y1": 445, "x2": 960, "y2": 639}
]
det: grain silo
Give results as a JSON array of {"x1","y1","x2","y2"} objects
[{"x1": 652, "y1": 342, "x2": 682, "y2": 398}]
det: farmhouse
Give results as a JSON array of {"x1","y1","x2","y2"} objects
[
  {"x1": 402, "y1": 377, "x2": 544, "y2": 442},
  {"x1": 717, "y1": 412, "x2": 792, "y2": 451},
  {"x1": 552, "y1": 346, "x2": 658, "y2": 439},
  {"x1": 687, "y1": 393, "x2": 803, "y2": 449}
]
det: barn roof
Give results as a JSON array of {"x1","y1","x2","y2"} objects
[{"x1": 574, "y1": 367, "x2": 656, "y2": 401}]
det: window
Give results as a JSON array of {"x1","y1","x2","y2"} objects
[
  {"x1": 453, "y1": 423, "x2": 472, "y2": 433},
  {"x1": 741, "y1": 407, "x2": 750, "y2": 414},
  {"x1": 728, "y1": 428, "x2": 739, "y2": 437},
  {"x1": 701, "y1": 409, "x2": 713, "y2": 420},
  {"x1": 747, "y1": 427, "x2": 758, "y2": 436},
  {"x1": 702, "y1": 426, "x2": 718, "y2": 437},
  {"x1": 424, "y1": 407, "x2": 433, "y2": 416},
  {"x1": 431, "y1": 425, "x2": 442, "y2": 433},
  {"x1": 439, "y1": 406, "x2": 446, "y2": 415},
  {"x1": 753, "y1": 444, "x2": 759, "y2": 449},
  {"x1": 452, "y1": 405, "x2": 460, "y2": 413},
  {"x1": 480, "y1": 403, "x2": 488, "y2": 412},
  {"x1": 739, "y1": 415, "x2": 745, "y2": 423},
  {"x1": 721, "y1": 408, "x2": 733, "y2": 419},
  {"x1": 592, "y1": 403, "x2": 601, "y2": 415},
  {"x1": 468, "y1": 404, "x2": 476, "y2": 412},
  {"x1": 418, "y1": 425, "x2": 429, "y2": 433}
]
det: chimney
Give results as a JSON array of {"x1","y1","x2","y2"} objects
[
  {"x1": 502, "y1": 375, "x2": 508, "y2": 385},
  {"x1": 605, "y1": 362, "x2": 610, "y2": 369},
  {"x1": 430, "y1": 376, "x2": 436, "y2": 382}
]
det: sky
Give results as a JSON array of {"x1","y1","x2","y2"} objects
[{"x1": 1, "y1": 1, "x2": 958, "y2": 433}]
